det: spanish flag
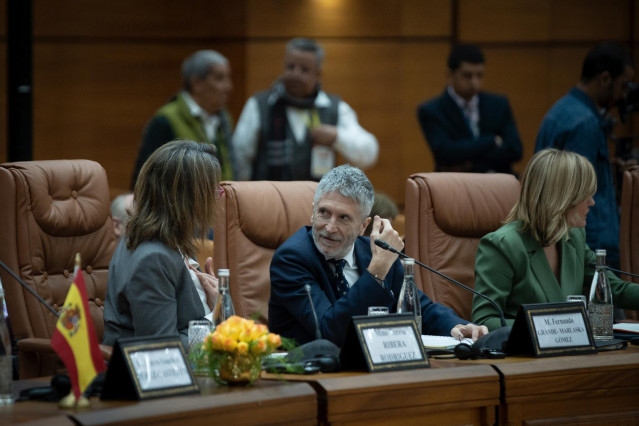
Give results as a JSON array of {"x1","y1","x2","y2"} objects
[{"x1": 51, "y1": 259, "x2": 106, "y2": 399}]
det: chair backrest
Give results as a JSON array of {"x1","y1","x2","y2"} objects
[
  {"x1": 404, "y1": 172, "x2": 520, "y2": 320},
  {"x1": 620, "y1": 165, "x2": 639, "y2": 320},
  {"x1": 0, "y1": 160, "x2": 117, "y2": 342},
  {"x1": 213, "y1": 180, "x2": 318, "y2": 324}
]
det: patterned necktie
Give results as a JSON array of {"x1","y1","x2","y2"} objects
[{"x1": 328, "y1": 259, "x2": 349, "y2": 297}]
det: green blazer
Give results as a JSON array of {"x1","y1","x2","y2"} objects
[{"x1": 472, "y1": 221, "x2": 639, "y2": 331}]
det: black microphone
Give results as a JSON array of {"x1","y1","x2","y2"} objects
[
  {"x1": 0, "y1": 260, "x2": 59, "y2": 318},
  {"x1": 588, "y1": 262, "x2": 639, "y2": 279},
  {"x1": 305, "y1": 284, "x2": 322, "y2": 340},
  {"x1": 374, "y1": 239, "x2": 507, "y2": 328},
  {"x1": 278, "y1": 284, "x2": 340, "y2": 373}
]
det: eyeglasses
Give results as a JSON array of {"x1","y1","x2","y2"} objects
[{"x1": 216, "y1": 186, "x2": 225, "y2": 199}]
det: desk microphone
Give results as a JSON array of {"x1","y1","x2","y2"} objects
[
  {"x1": 374, "y1": 239, "x2": 511, "y2": 359},
  {"x1": 278, "y1": 284, "x2": 340, "y2": 373},
  {"x1": 305, "y1": 284, "x2": 322, "y2": 341},
  {"x1": 374, "y1": 239, "x2": 506, "y2": 327},
  {"x1": 588, "y1": 262, "x2": 639, "y2": 279},
  {"x1": 0, "y1": 260, "x2": 59, "y2": 318}
]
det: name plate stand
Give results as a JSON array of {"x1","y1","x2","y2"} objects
[
  {"x1": 506, "y1": 302, "x2": 596, "y2": 357},
  {"x1": 101, "y1": 336, "x2": 199, "y2": 400},
  {"x1": 340, "y1": 314, "x2": 429, "y2": 372}
]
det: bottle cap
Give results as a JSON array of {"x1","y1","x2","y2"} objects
[
  {"x1": 217, "y1": 269, "x2": 230, "y2": 277},
  {"x1": 403, "y1": 258, "x2": 415, "y2": 265},
  {"x1": 595, "y1": 249, "x2": 607, "y2": 256}
]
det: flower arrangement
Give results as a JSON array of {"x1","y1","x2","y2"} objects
[{"x1": 202, "y1": 316, "x2": 282, "y2": 385}]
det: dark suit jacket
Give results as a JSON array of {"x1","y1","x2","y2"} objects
[
  {"x1": 417, "y1": 90, "x2": 522, "y2": 173},
  {"x1": 472, "y1": 222, "x2": 639, "y2": 331},
  {"x1": 269, "y1": 226, "x2": 465, "y2": 347},
  {"x1": 103, "y1": 239, "x2": 206, "y2": 349}
]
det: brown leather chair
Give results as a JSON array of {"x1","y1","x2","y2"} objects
[
  {"x1": 213, "y1": 181, "x2": 317, "y2": 325},
  {"x1": 404, "y1": 173, "x2": 520, "y2": 321},
  {"x1": 620, "y1": 165, "x2": 639, "y2": 321},
  {"x1": 0, "y1": 160, "x2": 117, "y2": 378}
]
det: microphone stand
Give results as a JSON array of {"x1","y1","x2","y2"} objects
[
  {"x1": 0, "y1": 260, "x2": 59, "y2": 317},
  {"x1": 374, "y1": 239, "x2": 507, "y2": 328}
]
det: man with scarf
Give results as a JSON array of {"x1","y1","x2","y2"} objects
[
  {"x1": 233, "y1": 38, "x2": 379, "y2": 181},
  {"x1": 131, "y1": 50, "x2": 235, "y2": 188}
]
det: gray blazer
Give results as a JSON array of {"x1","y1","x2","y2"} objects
[{"x1": 103, "y1": 239, "x2": 205, "y2": 349}]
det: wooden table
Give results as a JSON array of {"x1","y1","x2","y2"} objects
[
  {"x1": 264, "y1": 362, "x2": 501, "y2": 425},
  {"x1": 493, "y1": 347, "x2": 639, "y2": 425},
  {"x1": 1, "y1": 377, "x2": 317, "y2": 425},
  {"x1": 437, "y1": 344, "x2": 639, "y2": 425}
]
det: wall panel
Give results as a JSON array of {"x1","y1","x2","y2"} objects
[
  {"x1": 481, "y1": 47, "x2": 550, "y2": 173},
  {"x1": 401, "y1": 0, "x2": 451, "y2": 37},
  {"x1": 246, "y1": 0, "x2": 402, "y2": 38},
  {"x1": 401, "y1": 42, "x2": 450, "y2": 180},
  {"x1": 459, "y1": 0, "x2": 552, "y2": 42},
  {"x1": 33, "y1": 40, "x2": 245, "y2": 193},
  {"x1": 549, "y1": 0, "x2": 631, "y2": 41},
  {"x1": 0, "y1": 0, "x2": 636, "y2": 207},
  {"x1": 33, "y1": 0, "x2": 246, "y2": 39}
]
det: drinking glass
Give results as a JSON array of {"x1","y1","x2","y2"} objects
[
  {"x1": 566, "y1": 295, "x2": 587, "y2": 311},
  {"x1": 188, "y1": 320, "x2": 212, "y2": 354},
  {"x1": 368, "y1": 306, "x2": 389, "y2": 316}
]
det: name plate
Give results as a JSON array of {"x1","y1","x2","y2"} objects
[
  {"x1": 340, "y1": 314, "x2": 429, "y2": 372},
  {"x1": 101, "y1": 336, "x2": 199, "y2": 400},
  {"x1": 507, "y1": 302, "x2": 596, "y2": 357}
]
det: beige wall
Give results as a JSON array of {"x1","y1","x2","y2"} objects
[{"x1": 0, "y1": 0, "x2": 637, "y2": 205}]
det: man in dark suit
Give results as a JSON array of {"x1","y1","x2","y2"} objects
[
  {"x1": 417, "y1": 44, "x2": 522, "y2": 174},
  {"x1": 268, "y1": 165, "x2": 487, "y2": 347}
]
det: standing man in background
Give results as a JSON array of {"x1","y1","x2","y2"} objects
[
  {"x1": 417, "y1": 44, "x2": 522, "y2": 174},
  {"x1": 535, "y1": 42, "x2": 635, "y2": 270},
  {"x1": 233, "y1": 38, "x2": 378, "y2": 181},
  {"x1": 131, "y1": 50, "x2": 235, "y2": 188}
]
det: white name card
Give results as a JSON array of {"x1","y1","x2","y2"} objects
[
  {"x1": 100, "y1": 336, "x2": 199, "y2": 401},
  {"x1": 129, "y1": 347, "x2": 193, "y2": 391},
  {"x1": 506, "y1": 302, "x2": 596, "y2": 357},
  {"x1": 532, "y1": 312, "x2": 591, "y2": 348},
  {"x1": 340, "y1": 314, "x2": 430, "y2": 372},
  {"x1": 362, "y1": 325, "x2": 424, "y2": 364}
]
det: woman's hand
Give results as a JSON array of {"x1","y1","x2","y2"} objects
[{"x1": 190, "y1": 257, "x2": 219, "y2": 310}]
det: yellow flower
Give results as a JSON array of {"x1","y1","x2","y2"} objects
[
  {"x1": 209, "y1": 333, "x2": 224, "y2": 351},
  {"x1": 266, "y1": 333, "x2": 281, "y2": 349},
  {"x1": 237, "y1": 341, "x2": 249, "y2": 355},
  {"x1": 249, "y1": 337, "x2": 267, "y2": 355},
  {"x1": 222, "y1": 336, "x2": 238, "y2": 352}
]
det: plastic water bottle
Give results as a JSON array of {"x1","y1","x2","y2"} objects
[
  {"x1": 588, "y1": 249, "x2": 613, "y2": 340},
  {"x1": 0, "y1": 277, "x2": 13, "y2": 406},
  {"x1": 212, "y1": 269, "x2": 235, "y2": 328},
  {"x1": 397, "y1": 258, "x2": 422, "y2": 335}
]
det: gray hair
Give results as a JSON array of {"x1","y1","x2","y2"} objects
[
  {"x1": 110, "y1": 193, "x2": 133, "y2": 223},
  {"x1": 286, "y1": 38, "x2": 325, "y2": 69},
  {"x1": 182, "y1": 50, "x2": 228, "y2": 91},
  {"x1": 314, "y1": 165, "x2": 374, "y2": 219}
]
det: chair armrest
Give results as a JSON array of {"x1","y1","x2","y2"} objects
[
  {"x1": 17, "y1": 337, "x2": 55, "y2": 353},
  {"x1": 18, "y1": 337, "x2": 112, "y2": 361}
]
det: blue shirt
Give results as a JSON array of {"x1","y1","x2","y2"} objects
[{"x1": 535, "y1": 87, "x2": 619, "y2": 268}]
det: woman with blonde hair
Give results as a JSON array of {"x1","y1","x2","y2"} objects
[
  {"x1": 104, "y1": 140, "x2": 221, "y2": 348},
  {"x1": 472, "y1": 148, "x2": 639, "y2": 331}
]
